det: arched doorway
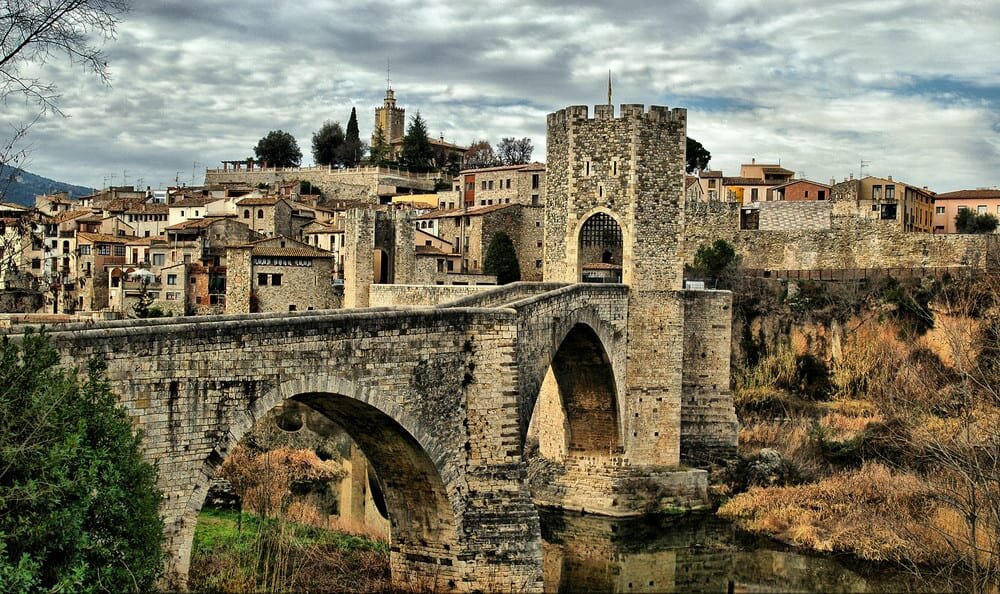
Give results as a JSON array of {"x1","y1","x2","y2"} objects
[{"x1": 577, "y1": 212, "x2": 623, "y2": 283}]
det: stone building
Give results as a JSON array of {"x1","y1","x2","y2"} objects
[
  {"x1": 932, "y1": 188, "x2": 1000, "y2": 233},
  {"x1": 372, "y1": 85, "x2": 467, "y2": 164},
  {"x1": 454, "y1": 163, "x2": 546, "y2": 208},
  {"x1": 225, "y1": 237, "x2": 336, "y2": 314},
  {"x1": 416, "y1": 203, "x2": 545, "y2": 281},
  {"x1": 76, "y1": 232, "x2": 128, "y2": 311}
]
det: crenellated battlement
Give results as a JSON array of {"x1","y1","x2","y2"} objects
[{"x1": 547, "y1": 103, "x2": 686, "y2": 127}]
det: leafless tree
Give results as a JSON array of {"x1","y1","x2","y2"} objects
[
  {"x1": 1, "y1": 0, "x2": 129, "y2": 114},
  {"x1": 495, "y1": 136, "x2": 533, "y2": 165}
]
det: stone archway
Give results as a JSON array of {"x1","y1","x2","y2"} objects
[
  {"x1": 176, "y1": 374, "x2": 465, "y2": 592},
  {"x1": 526, "y1": 323, "x2": 622, "y2": 462},
  {"x1": 576, "y1": 211, "x2": 624, "y2": 283}
]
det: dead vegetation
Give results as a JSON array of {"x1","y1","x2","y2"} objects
[{"x1": 724, "y1": 273, "x2": 1000, "y2": 592}]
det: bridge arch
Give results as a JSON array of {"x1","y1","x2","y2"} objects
[
  {"x1": 522, "y1": 309, "x2": 624, "y2": 460},
  {"x1": 178, "y1": 373, "x2": 464, "y2": 591}
]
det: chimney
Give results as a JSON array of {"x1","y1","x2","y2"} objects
[
  {"x1": 887, "y1": 175, "x2": 893, "y2": 181},
  {"x1": 830, "y1": 178, "x2": 835, "y2": 186},
  {"x1": 849, "y1": 173, "x2": 854, "y2": 180},
  {"x1": 751, "y1": 157, "x2": 756, "y2": 164}
]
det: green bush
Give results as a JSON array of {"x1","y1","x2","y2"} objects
[{"x1": 0, "y1": 331, "x2": 164, "y2": 592}]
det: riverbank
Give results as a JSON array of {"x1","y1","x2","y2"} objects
[{"x1": 717, "y1": 273, "x2": 999, "y2": 592}]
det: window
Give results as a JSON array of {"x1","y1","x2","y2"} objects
[
  {"x1": 936, "y1": 206, "x2": 946, "y2": 215},
  {"x1": 114, "y1": 245, "x2": 125, "y2": 256},
  {"x1": 152, "y1": 253, "x2": 165, "y2": 266},
  {"x1": 62, "y1": 240, "x2": 69, "y2": 254},
  {"x1": 535, "y1": 260, "x2": 542, "y2": 268},
  {"x1": 818, "y1": 190, "x2": 826, "y2": 200},
  {"x1": 481, "y1": 181, "x2": 487, "y2": 190},
  {"x1": 531, "y1": 194, "x2": 540, "y2": 206},
  {"x1": 167, "y1": 274, "x2": 177, "y2": 285},
  {"x1": 447, "y1": 260, "x2": 454, "y2": 271},
  {"x1": 487, "y1": 180, "x2": 494, "y2": 190},
  {"x1": 612, "y1": 161, "x2": 618, "y2": 176},
  {"x1": 243, "y1": 209, "x2": 250, "y2": 218},
  {"x1": 750, "y1": 188, "x2": 758, "y2": 201},
  {"x1": 885, "y1": 185, "x2": 895, "y2": 200},
  {"x1": 872, "y1": 185, "x2": 882, "y2": 200},
  {"x1": 805, "y1": 190, "x2": 809, "y2": 198},
  {"x1": 708, "y1": 179, "x2": 716, "y2": 188},
  {"x1": 165, "y1": 292, "x2": 177, "y2": 300},
  {"x1": 271, "y1": 273, "x2": 282, "y2": 286},
  {"x1": 96, "y1": 244, "x2": 111, "y2": 256},
  {"x1": 194, "y1": 210, "x2": 200, "y2": 217},
  {"x1": 537, "y1": 241, "x2": 543, "y2": 247},
  {"x1": 288, "y1": 304, "x2": 296, "y2": 311},
  {"x1": 978, "y1": 205, "x2": 987, "y2": 214},
  {"x1": 31, "y1": 258, "x2": 40, "y2": 269},
  {"x1": 258, "y1": 273, "x2": 268, "y2": 286},
  {"x1": 180, "y1": 210, "x2": 185, "y2": 217},
  {"x1": 257, "y1": 209, "x2": 264, "y2": 218},
  {"x1": 957, "y1": 205, "x2": 969, "y2": 213},
  {"x1": 531, "y1": 174, "x2": 540, "y2": 189},
  {"x1": 79, "y1": 245, "x2": 91, "y2": 255},
  {"x1": 585, "y1": 161, "x2": 591, "y2": 176}
]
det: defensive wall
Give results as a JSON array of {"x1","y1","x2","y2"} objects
[
  {"x1": 203, "y1": 165, "x2": 440, "y2": 202},
  {"x1": 684, "y1": 200, "x2": 993, "y2": 271}
]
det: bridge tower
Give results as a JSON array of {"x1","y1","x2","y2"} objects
[{"x1": 545, "y1": 103, "x2": 735, "y2": 470}]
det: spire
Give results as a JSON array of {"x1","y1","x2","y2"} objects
[
  {"x1": 607, "y1": 70, "x2": 612, "y2": 107},
  {"x1": 386, "y1": 57, "x2": 392, "y2": 91}
]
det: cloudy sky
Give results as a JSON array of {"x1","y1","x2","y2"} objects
[{"x1": 6, "y1": 0, "x2": 1000, "y2": 193}]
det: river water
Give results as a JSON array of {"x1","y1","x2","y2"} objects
[{"x1": 539, "y1": 510, "x2": 951, "y2": 593}]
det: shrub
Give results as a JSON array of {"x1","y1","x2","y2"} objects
[{"x1": 0, "y1": 331, "x2": 164, "y2": 592}]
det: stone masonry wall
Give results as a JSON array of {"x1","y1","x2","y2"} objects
[
  {"x1": 344, "y1": 209, "x2": 375, "y2": 308},
  {"x1": 757, "y1": 200, "x2": 831, "y2": 231},
  {"x1": 369, "y1": 284, "x2": 490, "y2": 307},
  {"x1": 684, "y1": 201, "x2": 991, "y2": 271},
  {"x1": 680, "y1": 290, "x2": 737, "y2": 466},
  {"x1": 31, "y1": 308, "x2": 544, "y2": 593}
]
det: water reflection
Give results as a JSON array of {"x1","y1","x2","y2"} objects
[{"x1": 540, "y1": 510, "x2": 949, "y2": 593}]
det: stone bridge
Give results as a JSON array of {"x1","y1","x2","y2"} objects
[{"x1": 24, "y1": 281, "x2": 736, "y2": 592}]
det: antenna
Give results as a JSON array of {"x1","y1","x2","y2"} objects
[
  {"x1": 386, "y1": 58, "x2": 391, "y2": 90},
  {"x1": 859, "y1": 159, "x2": 870, "y2": 179}
]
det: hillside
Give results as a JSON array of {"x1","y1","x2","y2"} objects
[{"x1": 0, "y1": 165, "x2": 95, "y2": 206}]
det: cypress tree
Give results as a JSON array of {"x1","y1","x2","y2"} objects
[{"x1": 484, "y1": 232, "x2": 521, "y2": 284}]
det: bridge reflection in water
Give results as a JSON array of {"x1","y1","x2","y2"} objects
[{"x1": 539, "y1": 511, "x2": 947, "y2": 594}]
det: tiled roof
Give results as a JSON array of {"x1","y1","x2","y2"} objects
[
  {"x1": 699, "y1": 170, "x2": 723, "y2": 178},
  {"x1": 170, "y1": 196, "x2": 212, "y2": 207},
  {"x1": 416, "y1": 203, "x2": 517, "y2": 220},
  {"x1": 125, "y1": 202, "x2": 169, "y2": 214},
  {"x1": 54, "y1": 209, "x2": 93, "y2": 223},
  {"x1": 415, "y1": 245, "x2": 453, "y2": 256},
  {"x1": 236, "y1": 196, "x2": 280, "y2": 206},
  {"x1": 76, "y1": 232, "x2": 129, "y2": 244},
  {"x1": 723, "y1": 177, "x2": 778, "y2": 186},
  {"x1": 935, "y1": 189, "x2": 1000, "y2": 200},
  {"x1": 772, "y1": 179, "x2": 831, "y2": 190},
  {"x1": 164, "y1": 216, "x2": 236, "y2": 231},
  {"x1": 250, "y1": 246, "x2": 333, "y2": 258},
  {"x1": 125, "y1": 235, "x2": 165, "y2": 246},
  {"x1": 458, "y1": 162, "x2": 544, "y2": 175}
]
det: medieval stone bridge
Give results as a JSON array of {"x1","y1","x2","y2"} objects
[{"x1": 28, "y1": 280, "x2": 735, "y2": 592}]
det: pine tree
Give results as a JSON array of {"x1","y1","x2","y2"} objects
[
  {"x1": 337, "y1": 107, "x2": 364, "y2": 167},
  {"x1": 484, "y1": 232, "x2": 521, "y2": 284},
  {"x1": 402, "y1": 112, "x2": 434, "y2": 171},
  {"x1": 370, "y1": 126, "x2": 389, "y2": 166}
]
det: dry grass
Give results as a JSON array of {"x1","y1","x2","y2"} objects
[{"x1": 720, "y1": 463, "x2": 945, "y2": 564}]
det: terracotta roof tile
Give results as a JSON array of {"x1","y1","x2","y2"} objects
[
  {"x1": 76, "y1": 232, "x2": 129, "y2": 244},
  {"x1": 250, "y1": 246, "x2": 333, "y2": 258},
  {"x1": 935, "y1": 189, "x2": 1000, "y2": 200}
]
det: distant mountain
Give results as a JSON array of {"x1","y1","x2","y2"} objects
[{"x1": 0, "y1": 165, "x2": 95, "y2": 207}]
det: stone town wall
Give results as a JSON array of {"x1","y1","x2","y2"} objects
[
  {"x1": 32, "y1": 308, "x2": 543, "y2": 593},
  {"x1": 344, "y1": 209, "x2": 375, "y2": 308},
  {"x1": 369, "y1": 284, "x2": 490, "y2": 307},
  {"x1": 204, "y1": 167, "x2": 439, "y2": 203},
  {"x1": 224, "y1": 249, "x2": 250, "y2": 314},
  {"x1": 758, "y1": 200, "x2": 831, "y2": 231},
  {"x1": 680, "y1": 290, "x2": 737, "y2": 466},
  {"x1": 684, "y1": 201, "x2": 992, "y2": 270}
]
